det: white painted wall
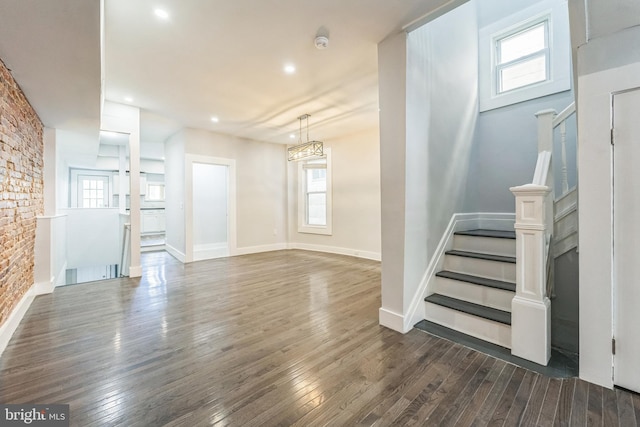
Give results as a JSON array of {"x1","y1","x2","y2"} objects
[
  {"x1": 378, "y1": 1, "x2": 479, "y2": 332},
  {"x1": 59, "y1": 208, "x2": 121, "y2": 269},
  {"x1": 192, "y1": 163, "x2": 228, "y2": 247},
  {"x1": 164, "y1": 131, "x2": 186, "y2": 260},
  {"x1": 575, "y1": 25, "x2": 640, "y2": 388},
  {"x1": 183, "y1": 128, "x2": 287, "y2": 253},
  {"x1": 378, "y1": 30, "x2": 408, "y2": 328},
  {"x1": 288, "y1": 128, "x2": 381, "y2": 260},
  {"x1": 404, "y1": 1, "x2": 479, "y2": 313}
]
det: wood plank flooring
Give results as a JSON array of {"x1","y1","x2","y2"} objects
[{"x1": 0, "y1": 250, "x2": 637, "y2": 426}]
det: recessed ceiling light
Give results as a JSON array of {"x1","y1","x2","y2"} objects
[
  {"x1": 284, "y1": 64, "x2": 296, "y2": 74},
  {"x1": 289, "y1": 134, "x2": 296, "y2": 139},
  {"x1": 154, "y1": 8, "x2": 170, "y2": 20},
  {"x1": 211, "y1": 116, "x2": 219, "y2": 123},
  {"x1": 124, "y1": 96, "x2": 134, "y2": 103}
]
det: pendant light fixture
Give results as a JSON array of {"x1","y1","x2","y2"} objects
[{"x1": 287, "y1": 114, "x2": 323, "y2": 161}]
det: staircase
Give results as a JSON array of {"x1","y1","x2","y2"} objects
[
  {"x1": 424, "y1": 229, "x2": 516, "y2": 349},
  {"x1": 553, "y1": 186, "x2": 578, "y2": 258}
]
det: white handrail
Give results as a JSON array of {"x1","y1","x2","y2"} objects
[{"x1": 552, "y1": 102, "x2": 576, "y2": 128}]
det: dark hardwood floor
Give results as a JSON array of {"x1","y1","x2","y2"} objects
[{"x1": 0, "y1": 250, "x2": 637, "y2": 426}]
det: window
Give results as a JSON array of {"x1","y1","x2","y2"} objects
[
  {"x1": 298, "y1": 149, "x2": 332, "y2": 235},
  {"x1": 78, "y1": 175, "x2": 109, "y2": 208},
  {"x1": 146, "y1": 183, "x2": 165, "y2": 201},
  {"x1": 496, "y1": 21, "x2": 548, "y2": 94},
  {"x1": 478, "y1": 0, "x2": 571, "y2": 111}
]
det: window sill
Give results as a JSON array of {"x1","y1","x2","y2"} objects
[{"x1": 298, "y1": 225, "x2": 332, "y2": 236}]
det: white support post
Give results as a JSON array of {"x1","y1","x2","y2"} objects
[
  {"x1": 535, "y1": 109, "x2": 556, "y2": 152},
  {"x1": 560, "y1": 121, "x2": 569, "y2": 195},
  {"x1": 510, "y1": 184, "x2": 551, "y2": 366}
]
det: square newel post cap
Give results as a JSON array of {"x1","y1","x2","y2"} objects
[
  {"x1": 510, "y1": 184, "x2": 551, "y2": 196},
  {"x1": 535, "y1": 108, "x2": 557, "y2": 118}
]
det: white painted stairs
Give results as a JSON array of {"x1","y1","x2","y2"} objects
[{"x1": 424, "y1": 229, "x2": 516, "y2": 349}]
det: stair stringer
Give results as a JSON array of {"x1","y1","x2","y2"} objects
[
  {"x1": 553, "y1": 187, "x2": 578, "y2": 258},
  {"x1": 404, "y1": 212, "x2": 516, "y2": 332}
]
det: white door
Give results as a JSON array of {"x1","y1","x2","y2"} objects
[
  {"x1": 613, "y1": 88, "x2": 640, "y2": 393},
  {"x1": 192, "y1": 163, "x2": 229, "y2": 261}
]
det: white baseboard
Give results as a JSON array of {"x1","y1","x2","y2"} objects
[
  {"x1": 55, "y1": 262, "x2": 67, "y2": 287},
  {"x1": 403, "y1": 212, "x2": 516, "y2": 333},
  {"x1": 165, "y1": 244, "x2": 186, "y2": 263},
  {"x1": 129, "y1": 265, "x2": 142, "y2": 277},
  {"x1": 234, "y1": 243, "x2": 288, "y2": 256},
  {"x1": 379, "y1": 307, "x2": 411, "y2": 333},
  {"x1": 0, "y1": 287, "x2": 36, "y2": 357},
  {"x1": 33, "y1": 277, "x2": 55, "y2": 296},
  {"x1": 288, "y1": 243, "x2": 381, "y2": 261},
  {"x1": 194, "y1": 243, "x2": 229, "y2": 261}
]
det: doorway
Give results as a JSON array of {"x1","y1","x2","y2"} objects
[
  {"x1": 192, "y1": 162, "x2": 229, "y2": 260},
  {"x1": 612, "y1": 87, "x2": 640, "y2": 393},
  {"x1": 185, "y1": 155, "x2": 237, "y2": 262}
]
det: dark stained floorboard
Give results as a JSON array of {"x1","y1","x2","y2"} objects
[
  {"x1": 0, "y1": 250, "x2": 637, "y2": 426},
  {"x1": 555, "y1": 378, "x2": 576, "y2": 427}
]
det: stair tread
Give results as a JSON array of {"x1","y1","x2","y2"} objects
[
  {"x1": 445, "y1": 250, "x2": 516, "y2": 264},
  {"x1": 425, "y1": 294, "x2": 512, "y2": 325},
  {"x1": 436, "y1": 270, "x2": 516, "y2": 292},
  {"x1": 454, "y1": 229, "x2": 515, "y2": 239}
]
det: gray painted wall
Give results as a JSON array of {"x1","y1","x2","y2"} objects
[
  {"x1": 464, "y1": 0, "x2": 576, "y2": 213},
  {"x1": 463, "y1": 90, "x2": 575, "y2": 213},
  {"x1": 552, "y1": 248, "x2": 579, "y2": 353}
]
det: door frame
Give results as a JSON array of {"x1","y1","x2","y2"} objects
[
  {"x1": 184, "y1": 154, "x2": 237, "y2": 263},
  {"x1": 611, "y1": 86, "x2": 640, "y2": 390}
]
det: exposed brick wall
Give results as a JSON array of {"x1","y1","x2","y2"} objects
[{"x1": 0, "y1": 58, "x2": 44, "y2": 327}]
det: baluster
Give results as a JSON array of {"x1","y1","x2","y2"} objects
[{"x1": 560, "y1": 120, "x2": 569, "y2": 195}]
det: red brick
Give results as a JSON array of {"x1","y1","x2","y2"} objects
[{"x1": 0, "y1": 58, "x2": 43, "y2": 328}]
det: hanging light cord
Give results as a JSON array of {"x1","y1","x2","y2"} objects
[{"x1": 298, "y1": 116, "x2": 303, "y2": 144}]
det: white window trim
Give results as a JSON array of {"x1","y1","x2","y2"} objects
[
  {"x1": 479, "y1": 0, "x2": 571, "y2": 112},
  {"x1": 69, "y1": 168, "x2": 113, "y2": 208},
  {"x1": 297, "y1": 148, "x2": 332, "y2": 235},
  {"x1": 145, "y1": 182, "x2": 165, "y2": 201},
  {"x1": 495, "y1": 19, "x2": 549, "y2": 94}
]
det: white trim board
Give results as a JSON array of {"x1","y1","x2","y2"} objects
[
  {"x1": 165, "y1": 244, "x2": 186, "y2": 263},
  {"x1": 193, "y1": 243, "x2": 229, "y2": 262},
  {"x1": 0, "y1": 278, "x2": 58, "y2": 357},
  {"x1": 288, "y1": 243, "x2": 381, "y2": 262},
  {"x1": 402, "y1": 212, "x2": 515, "y2": 333},
  {"x1": 234, "y1": 243, "x2": 288, "y2": 256},
  {"x1": 379, "y1": 307, "x2": 408, "y2": 332}
]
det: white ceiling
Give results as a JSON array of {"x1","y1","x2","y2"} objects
[
  {"x1": 0, "y1": 0, "x2": 101, "y2": 136},
  {"x1": 0, "y1": 0, "x2": 452, "y2": 146}
]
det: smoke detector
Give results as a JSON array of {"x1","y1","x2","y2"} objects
[{"x1": 314, "y1": 36, "x2": 329, "y2": 50}]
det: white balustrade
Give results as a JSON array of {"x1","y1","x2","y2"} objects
[{"x1": 508, "y1": 103, "x2": 575, "y2": 366}]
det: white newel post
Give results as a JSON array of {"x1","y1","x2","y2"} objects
[{"x1": 510, "y1": 184, "x2": 551, "y2": 366}]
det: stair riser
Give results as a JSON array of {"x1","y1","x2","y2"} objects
[
  {"x1": 453, "y1": 235, "x2": 515, "y2": 257},
  {"x1": 432, "y1": 277, "x2": 514, "y2": 312},
  {"x1": 424, "y1": 302, "x2": 511, "y2": 348},
  {"x1": 443, "y1": 255, "x2": 516, "y2": 282}
]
